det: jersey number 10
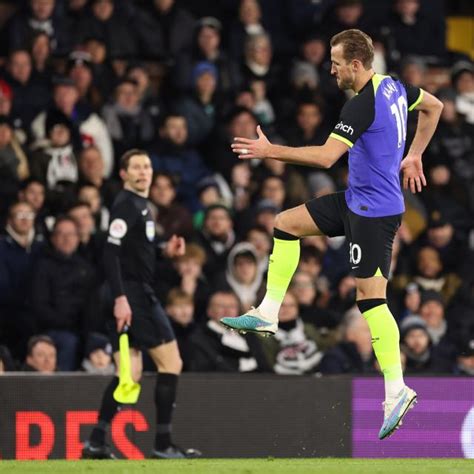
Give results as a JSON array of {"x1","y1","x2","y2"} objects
[{"x1": 390, "y1": 96, "x2": 408, "y2": 148}]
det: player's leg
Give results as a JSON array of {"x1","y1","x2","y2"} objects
[
  {"x1": 83, "y1": 348, "x2": 142, "y2": 459},
  {"x1": 221, "y1": 192, "x2": 346, "y2": 336},
  {"x1": 221, "y1": 203, "x2": 320, "y2": 335},
  {"x1": 349, "y1": 212, "x2": 417, "y2": 439}
]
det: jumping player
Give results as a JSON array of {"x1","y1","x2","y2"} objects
[
  {"x1": 82, "y1": 149, "x2": 200, "y2": 458},
  {"x1": 221, "y1": 29, "x2": 443, "y2": 439}
]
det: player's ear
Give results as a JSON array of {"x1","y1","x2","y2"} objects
[{"x1": 119, "y1": 168, "x2": 127, "y2": 181}]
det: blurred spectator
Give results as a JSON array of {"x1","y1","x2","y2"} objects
[
  {"x1": 102, "y1": 78, "x2": 155, "y2": 162},
  {"x1": 77, "y1": 146, "x2": 120, "y2": 209},
  {"x1": 261, "y1": 291, "x2": 323, "y2": 375},
  {"x1": 189, "y1": 290, "x2": 269, "y2": 372},
  {"x1": 196, "y1": 204, "x2": 236, "y2": 278},
  {"x1": 241, "y1": 33, "x2": 283, "y2": 100},
  {"x1": 453, "y1": 329, "x2": 474, "y2": 376},
  {"x1": 400, "y1": 315, "x2": 451, "y2": 373},
  {"x1": 283, "y1": 100, "x2": 329, "y2": 148},
  {"x1": 451, "y1": 61, "x2": 474, "y2": 125},
  {"x1": 75, "y1": 0, "x2": 137, "y2": 60},
  {"x1": 3, "y1": 0, "x2": 70, "y2": 56},
  {"x1": 418, "y1": 290, "x2": 449, "y2": 346},
  {"x1": 148, "y1": 172, "x2": 194, "y2": 239},
  {"x1": 31, "y1": 217, "x2": 97, "y2": 370},
  {"x1": 3, "y1": 49, "x2": 51, "y2": 129},
  {"x1": 208, "y1": 106, "x2": 258, "y2": 182},
  {"x1": 31, "y1": 77, "x2": 114, "y2": 178},
  {"x1": 252, "y1": 198, "x2": 278, "y2": 235},
  {"x1": 171, "y1": 243, "x2": 210, "y2": 319},
  {"x1": 23, "y1": 334, "x2": 57, "y2": 373},
  {"x1": 0, "y1": 345, "x2": 16, "y2": 372},
  {"x1": 133, "y1": 0, "x2": 195, "y2": 60},
  {"x1": 215, "y1": 242, "x2": 264, "y2": 311},
  {"x1": 412, "y1": 246, "x2": 461, "y2": 305},
  {"x1": 387, "y1": 0, "x2": 445, "y2": 58},
  {"x1": 228, "y1": 0, "x2": 268, "y2": 60},
  {"x1": 126, "y1": 64, "x2": 163, "y2": 131},
  {"x1": 174, "y1": 62, "x2": 219, "y2": 146},
  {"x1": 18, "y1": 178, "x2": 53, "y2": 237},
  {"x1": 81, "y1": 332, "x2": 114, "y2": 375},
  {"x1": 0, "y1": 202, "x2": 44, "y2": 359},
  {"x1": 321, "y1": 0, "x2": 368, "y2": 45},
  {"x1": 150, "y1": 113, "x2": 211, "y2": 208},
  {"x1": 30, "y1": 31, "x2": 53, "y2": 82},
  {"x1": 68, "y1": 201, "x2": 104, "y2": 266},
  {"x1": 0, "y1": 115, "x2": 30, "y2": 215},
  {"x1": 173, "y1": 16, "x2": 242, "y2": 96},
  {"x1": 68, "y1": 51, "x2": 104, "y2": 111},
  {"x1": 319, "y1": 311, "x2": 376, "y2": 375},
  {"x1": 165, "y1": 288, "x2": 196, "y2": 371},
  {"x1": 77, "y1": 183, "x2": 110, "y2": 233},
  {"x1": 29, "y1": 109, "x2": 78, "y2": 213},
  {"x1": 245, "y1": 225, "x2": 271, "y2": 275},
  {"x1": 400, "y1": 57, "x2": 426, "y2": 87}
]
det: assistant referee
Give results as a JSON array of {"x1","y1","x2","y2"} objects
[{"x1": 82, "y1": 149, "x2": 199, "y2": 459}]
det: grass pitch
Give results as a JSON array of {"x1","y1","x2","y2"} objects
[{"x1": 0, "y1": 459, "x2": 471, "y2": 474}]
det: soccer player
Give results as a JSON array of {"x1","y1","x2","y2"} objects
[
  {"x1": 221, "y1": 29, "x2": 443, "y2": 439},
  {"x1": 82, "y1": 149, "x2": 200, "y2": 459}
]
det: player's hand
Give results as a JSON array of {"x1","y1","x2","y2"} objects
[
  {"x1": 165, "y1": 234, "x2": 186, "y2": 258},
  {"x1": 400, "y1": 153, "x2": 427, "y2": 194},
  {"x1": 114, "y1": 295, "x2": 132, "y2": 332},
  {"x1": 231, "y1": 125, "x2": 272, "y2": 159}
]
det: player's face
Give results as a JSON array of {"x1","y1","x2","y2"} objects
[
  {"x1": 122, "y1": 154, "x2": 153, "y2": 195},
  {"x1": 330, "y1": 44, "x2": 355, "y2": 91}
]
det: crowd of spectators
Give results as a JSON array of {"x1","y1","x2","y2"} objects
[{"x1": 0, "y1": 0, "x2": 473, "y2": 376}]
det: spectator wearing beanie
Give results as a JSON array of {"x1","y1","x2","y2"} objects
[{"x1": 81, "y1": 332, "x2": 114, "y2": 375}]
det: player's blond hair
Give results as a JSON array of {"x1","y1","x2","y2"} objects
[{"x1": 330, "y1": 29, "x2": 374, "y2": 69}]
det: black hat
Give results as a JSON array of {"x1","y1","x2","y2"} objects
[
  {"x1": 458, "y1": 334, "x2": 474, "y2": 357},
  {"x1": 420, "y1": 290, "x2": 444, "y2": 307},
  {"x1": 400, "y1": 315, "x2": 429, "y2": 340},
  {"x1": 197, "y1": 176, "x2": 220, "y2": 195},
  {"x1": 45, "y1": 109, "x2": 73, "y2": 137},
  {"x1": 197, "y1": 17, "x2": 222, "y2": 32},
  {"x1": 85, "y1": 332, "x2": 112, "y2": 358},
  {"x1": 68, "y1": 51, "x2": 93, "y2": 71},
  {"x1": 427, "y1": 210, "x2": 449, "y2": 229},
  {"x1": 255, "y1": 199, "x2": 279, "y2": 215},
  {"x1": 0, "y1": 114, "x2": 14, "y2": 128}
]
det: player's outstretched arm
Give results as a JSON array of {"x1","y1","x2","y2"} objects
[
  {"x1": 401, "y1": 91, "x2": 443, "y2": 193},
  {"x1": 231, "y1": 125, "x2": 348, "y2": 169}
]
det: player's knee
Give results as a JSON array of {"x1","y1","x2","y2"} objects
[{"x1": 274, "y1": 212, "x2": 298, "y2": 236}]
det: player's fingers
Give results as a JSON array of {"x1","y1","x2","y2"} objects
[
  {"x1": 421, "y1": 173, "x2": 427, "y2": 187},
  {"x1": 415, "y1": 177, "x2": 422, "y2": 193},
  {"x1": 410, "y1": 177, "x2": 416, "y2": 194},
  {"x1": 232, "y1": 137, "x2": 253, "y2": 145},
  {"x1": 256, "y1": 125, "x2": 263, "y2": 138},
  {"x1": 403, "y1": 174, "x2": 408, "y2": 190},
  {"x1": 239, "y1": 153, "x2": 255, "y2": 160},
  {"x1": 116, "y1": 318, "x2": 123, "y2": 332}
]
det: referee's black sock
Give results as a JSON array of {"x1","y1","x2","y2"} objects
[
  {"x1": 154, "y1": 373, "x2": 178, "y2": 450},
  {"x1": 90, "y1": 376, "x2": 120, "y2": 446}
]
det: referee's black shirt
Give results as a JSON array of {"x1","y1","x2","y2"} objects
[{"x1": 103, "y1": 189, "x2": 156, "y2": 298}]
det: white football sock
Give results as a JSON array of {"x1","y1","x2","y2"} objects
[{"x1": 257, "y1": 296, "x2": 281, "y2": 322}]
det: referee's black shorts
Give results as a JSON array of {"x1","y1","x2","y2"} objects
[
  {"x1": 106, "y1": 281, "x2": 175, "y2": 353},
  {"x1": 305, "y1": 191, "x2": 401, "y2": 279}
]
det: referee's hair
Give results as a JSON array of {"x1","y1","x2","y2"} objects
[
  {"x1": 330, "y1": 29, "x2": 374, "y2": 69},
  {"x1": 120, "y1": 148, "x2": 150, "y2": 171}
]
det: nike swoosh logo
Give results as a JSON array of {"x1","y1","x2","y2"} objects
[
  {"x1": 141, "y1": 209, "x2": 148, "y2": 215},
  {"x1": 351, "y1": 266, "x2": 359, "y2": 269}
]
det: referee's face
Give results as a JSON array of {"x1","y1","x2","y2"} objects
[
  {"x1": 330, "y1": 44, "x2": 355, "y2": 91},
  {"x1": 122, "y1": 154, "x2": 153, "y2": 196}
]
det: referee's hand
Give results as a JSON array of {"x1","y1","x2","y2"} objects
[
  {"x1": 114, "y1": 295, "x2": 132, "y2": 332},
  {"x1": 164, "y1": 235, "x2": 186, "y2": 258}
]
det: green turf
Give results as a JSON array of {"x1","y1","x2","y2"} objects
[{"x1": 0, "y1": 459, "x2": 471, "y2": 474}]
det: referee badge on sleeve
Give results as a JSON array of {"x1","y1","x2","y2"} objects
[
  {"x1": 109, "y1": 218, "x2": 128, "y2": 239},
  {"x1": 146, "y1": 221, "x2": 155, "y2": 242}
]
